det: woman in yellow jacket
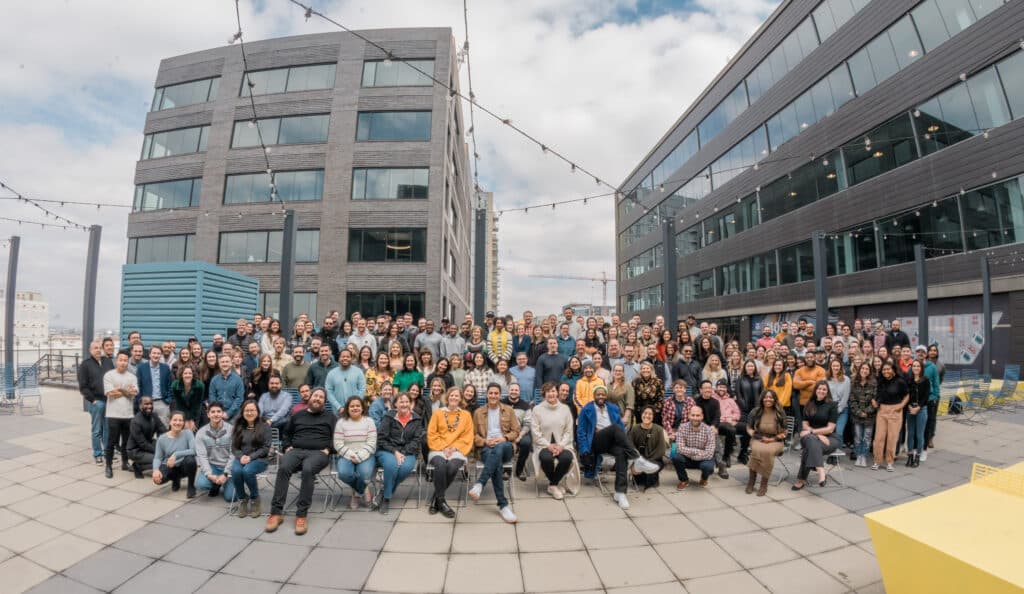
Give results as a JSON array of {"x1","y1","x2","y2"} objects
[
  {"x1": 426, "y1": 387, "x2": 474, "y2": 518},
  {"x1": 765, "y1": 358, "x2": 793, "y2": 409}
]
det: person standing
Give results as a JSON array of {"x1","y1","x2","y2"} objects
[
  {"x1": 325, "y1": 350, "x2": 366, "y2": 413},
  {"x1": 103, "y1": 351, "x2": 138, "y2": 479},
  {"x1": 209, "y1": 354, "x2": 245, "y2": 420},
  {"x1": 873, "y1": 362, "x2": 909, "y2": 472},
  {"x1": 78, "y1": 340, "x2": 114, "y2": 465},
  {"x1": 744, "y1": 391, "x2": 787, "y2": 497}
]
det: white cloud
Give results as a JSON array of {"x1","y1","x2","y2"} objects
[{"x1": 0, "y1": 0, "x2": 778, "y2": 328}]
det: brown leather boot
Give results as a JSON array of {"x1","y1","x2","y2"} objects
[
  {"x1": 756, "y1": 476, "x2": 769, "y2": 497},
  {"x1": 745, "y1": 471, "x2": 757, "y2": 494},
  {"x1": 265, "y1": 514, "x2": 283, "y2": 532}
]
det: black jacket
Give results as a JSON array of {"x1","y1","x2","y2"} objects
[
  {"x1": 78, "y1": 356, "x2": 113, "y2": 403},
  {"x1": 378, "y1": 410, "x2": 426, "y2": 457},
  {"x1": 232, "y1": 421, "x2": 272, "y2": 460},
  {"x1": 907, "y1": 377, "x2": 931, "y2": 409},
  {"x1": 695, "y1": 396, "x2": 721, "y2": 428},
  {"x1": 672, "y1": 358, "x2": 702, "y2": 389},
  {"x1": 127, "y1": 411, "x2": 166, "y2": 455},
  {"x1": 885, "y1": 330, "x2": 911, "y2": 353},
  {"x1": 282, "y1": 408, "x2": 335, "y2": 452},
  {"x1": 735, "y1": 374, "x2": 763, "y2": 418}
]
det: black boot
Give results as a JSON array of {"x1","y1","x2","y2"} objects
[
  {"x1": 186, "y1": 475, "x2": 197, "y2": 499},
  {"x1": 208, "y1": 483, "x2": 221, "y2": 498},
  {"x1": 906, "y1": 453, "x2": 914, "y2": 467},
  {"x1": 121, "y1": 455, "x2": 130, "y2": 471},
  {"x1": 132, "y1": 463, "x2": 144, "y2": 479},
  {"x1": 171, "y1": 478, "x2": 181, "y2": 492},
  {"x1": 104, "y1": 465, "x2": 113, "y2": 479},
  {"x1": 428, "y1": 496, "x2": 439, "y2": 515},
  {"x1": 438, "y1": 499, "x2": 456, "y2": 518}
]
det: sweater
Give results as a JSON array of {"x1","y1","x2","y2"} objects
[
  {"x1": 127, "y1": 411, "x2": 166, "y2": 455},
  {"x1": 827, "y1": 377, "x2": 851, "y2": 413},
  {"x1": 153, "y1": 430, "x2": 196, "y2": 469},
  {"x1": 170, "y1": 380, "x2": 205, "y2": 421},
  {"x1": 282, "y1": 408, "x2": 335, "y2": 452},
  {"x1": 333, "y1": 416, "x2": 378, "y2": 463},
  {"x1": 258, "y1": 391, "x2": 292, "y2": 426},
  {"x1": 195, "y1": 421, "x2": 233, "y2": 475},
  {"x1": 765, "y1": 372, "x2": 794, "y2": 408},
  {"x1": 792, "y1": 365, "x2": 826, "y2": 406},
  {"x1": 325, "y1": 365, "x2": 367, "y2": 412},
  {"x1": 427, "y1": 408, "x2": 474, "y2": 456},
  {"x1": 628, "y1": 423, "x2": 667, "y2": 461},
  {"x1": 535, "y1": 353, "x2": 568, "y2": 385},
  {"x1": 304, "y1": 359, "x2": 338, "y2": 388},
  {"x1": 530, "y1": 401, "x2": 574, "y2": 450},
  {"x1": 393, "y1": 369, "x2": 424, "y2": 393},
  {"x1": 232, "y1": 421, "x2": 272, "y2": 460}
]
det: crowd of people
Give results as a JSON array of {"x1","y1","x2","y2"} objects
[{"x1": 76, "y1": 307, "x2": 944, "y2": 534}]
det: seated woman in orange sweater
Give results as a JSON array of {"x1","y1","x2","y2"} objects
[{"x1": 426, "y1": 387, "x2": 474, "y2": 518}]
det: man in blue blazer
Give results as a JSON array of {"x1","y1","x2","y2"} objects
[{"x1": 137, "y1": 345, "x2": 172, "y2": 426}]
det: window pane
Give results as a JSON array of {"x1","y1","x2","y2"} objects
[
  {"x1": 134, "y1": 179, "x2": 199, "y2": 211},
  {"x1": 912, "y1": 0, "x2": 951, "y2": 52},
  {"x1": 361, "y1": 60, "x2": 434, "y2": 86},
  {"x1": 997, "y1": 52, "x2": 1024, "y2": 119},
  {"x1": 847, "y1": 49, "x2": 876, "y2": 96},
  {"x1": 844, "y1": 114, "x2": 918, "y2": 185},
  {"x1": 778, "y1": 242, "x2": 814, "y2": 284},
  {"x1": 267, "y1": 231, "x2": 283, "y2": 263},
  {"x1": 232, "y1": 118, "x2": 280, "y2": 148},
  {"x1": 795, "y1": 18, "x2": 820, "y2": 59},
  {"x1": 889, "y1": 16, "x2": 924, "y2": 70},
  {"x1": 828, "y1": 65, "x2": 855, "y2": 109},
  {"x1": 285, "y1": 64, "x2": 336, "y2": 92},
  {"x1": 133, "y1": 235, "x2": 192, "y2": 263},
  {"x1": 967, "y1": 67, "x2": 1010, "y2": 129},
  {"x1": 157, "y1": 78, "x2": 215, "y2": 110},
  {"x1": 936, "y1": 0, "x2": 977, "y2": 37},
  {"x1": 810, "y1": 77, "x2": 836, "y2": 121},
  {"x1": 970, "y1": 0, "x2": 1002, "y2": 18},
  {"x1": 963, "y1": 178, "x2": 1024, "y2": 249},
  {"x1": 813, "y1": 1, "x2": 838, "y2": 41},
  {"x1": 356, "y1": 112, "x2": 432, "y2": 141},
  {"x1": 242, "y1": 68, "x2": 288, "y2": 96},
  {"x1": 830, "y1": 0, "x2": 857, "y2": 28},
  {"x1": 881, "y1": 200, "x2": 963, "y2": 266},
  {"x1": 866, "y1": 33, "x2": 899, "y2": 84},
  {"x1": 295, "y1": 230, "x2": 320, "y2": 263},
  {"x1": 278, "y1": 115, "x2": 330, "y2": 144}
]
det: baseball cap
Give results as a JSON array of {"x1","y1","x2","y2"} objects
[
  {"x1": 914, "y1": 345, "x2": 927, "y2": 352},
  {"x1": 485, "y1": 311, "x2": 495, "y2": 317}
]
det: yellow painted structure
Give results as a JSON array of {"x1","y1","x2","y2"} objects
[{"x1": 866, "y1": 462, "x2": 1024, "y2": 594}]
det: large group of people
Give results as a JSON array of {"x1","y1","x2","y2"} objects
[{"x1": 77, "y1": 307, "x2": 945, "y2": 534}]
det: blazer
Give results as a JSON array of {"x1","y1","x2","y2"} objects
[
  {"x1": 471, "y1": 403, "x2": 520, "y2": 448},
  {"x1": 137, "y1": 362, "x2": 172, "y2": 401}
]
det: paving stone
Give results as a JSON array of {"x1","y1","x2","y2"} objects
[
  {"x1": 733, "y1": 500, "x2": 806, "y2": 528},
  {"x1": 688, "y1": 506, "x2": 754, "y2": 537},
  {"x1": 113, "y1": 523, "x2": 195, "y2": 558},
  {"x1": 684, "y1": 570, "x2": 770, "y2": 594},
  {"x1": 780, "y1": 492, "x2": 848, "y2": 519},
  {"x1": 507, "y1": 497, "x2": 572, "y2": 522},
  {"x1": 816, "y1": 512, "x2": 872, "y2": 543},
  {"x1": 590, "y1": 545, "x2": 675, "y2": 589},
  {"x1": 520, "y1": 551, "x2": 602, "y2": 593},
  {"x1": 566, "y1": 496, "x2": 628, "y2": 520},
  {"x1": 855, "y1": 480, "x2": 916, "y2": 503},
  {"x1": 49, "y1": 480, "x2": 109, "y2": 501},
  {"x1": 576, "y1": 518, "x2": 647, "y2": 549},
  {"x1": 655, "y1": 539, "x2": 741, "y2": 580},
  {"x1": 0, "y1": 506, "x2": 27, "y2": 531},
  {"x1": 279, "y1": 586, "x2": 358, "y2": 594},
  {"x1": 817, "y1": 487, "x2": 886, "y2": 512},
  {"x1": 607, "y1": 582, "x2": 688, "y2": 594},
  {"x1": 222, "y1": 540, "x2": 310, "y2": 582},
  {"x1": 72, "y1": 513, "x2": 147, "y2": 545},
  {"x1": 716, "y1": 530, "x2": 799, "y2": 569},
  {"x1": 23, "y1": 533, "x2": 104, "y2": 571},
  {"x1": 117, "y1": 496, "x2": 185, "y2": 521},
  {"x1": 385, "y1": 520, "x2": 453, "y2": 553},
  {"x1": 516, "y1": 519, "x2": 584, "y2": 552},
  {"x1": 772, "y1": 522, "x2": 849, "y2": 556},
  {"x1": 452, "y1": 521, "x2": 518, "y2": 553},
  {"x1": 114, "y1": 560, "x2": 211, "y2": 594},
  {"x1": 35, "y1": 502, "x2": 106, "y2": 531},
  {"x1": 444, "y1": 553, "x2": 523, "y2": 593},
  {"x1": 21, "y1": 473, "x2": 77, "y2": 492},
  {"x1": 165, "y1": 531, "x2": 251, "y2": 572},
  {"x1": 0, "y1": 483, "x2": 38, "y2": 506},
  {"x1": 26, "y1": 575, "x2": 104, "y2": 594},
  {"x1": 203, "y1": 512, "x2": 269, "y2": 539},
  {"x1": 2, "y1": 464, "x2": 49, "y2": 484},
  {"x1": 64, "y1": 547, "x2": 152, "y2": 591},
  {"x1": 622, "y1": 491, "x2": 678, "y2": 517},
  {"x1": 0, "y1": 556, "x2": 53, "y2": 593},
  {"x1": 196, "y1": 574, "x2": 281, "y2": 594},
  {"x1": 664, "y1": 487, "x2": 729, "y2": 512},
  {"x1": 632, "y1": 514, "x2": 706, "y2": 544},
  {"x1": 258, "y1": 513, "x2": 334, "y2": 546},
  {"x1": 79, "y1": 487, "x2": 143, "y2": 512},
  {"x1": 289, "y1": 547, "x2": 377, "y2": 590},
  {"x1": 155, "y1": 502, "x2": 228, "y2": 530},
  {"x1": 0, "y1": 519, "x2": 63, "y2": 553},
  {"x1": 809, "y1": 544, "x2": 883, "y2": 590},
  {"x1": 365, "y1": 552, "x2": 448, "y2": 593},
  {"x1": 319, "y1": 518, "x2": 393, "y2": 550},
  {"x1": 752, "y1": 557, "x2": 847, "y2": 594},
  {"x1": 886, "y1": 473, "x2": 940, "y2": 494}
]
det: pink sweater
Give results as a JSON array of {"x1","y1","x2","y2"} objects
[{"x1": 714, "y1": 394, "x2": 742, "y2": 425}]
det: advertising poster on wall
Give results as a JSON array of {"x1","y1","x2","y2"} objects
[{"x1": 751, "y1": 309, "x2": 840, "y2": 335}]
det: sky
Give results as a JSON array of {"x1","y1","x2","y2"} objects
[{"x1": 0, "y1": 0, "x2": 780, "y2": 329}]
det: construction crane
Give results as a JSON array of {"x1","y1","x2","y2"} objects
[{"x1": 528, "y1": 272, "x2": 614, "y2": 314}]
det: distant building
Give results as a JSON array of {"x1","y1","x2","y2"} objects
[
  {"x1": 563, "y1": 303, "x2": 614, "y2": 319},
  {"x1": 0, "y1": 290, "x2": 49, "y2": 348},
  {"x1": 480, "y1": 190, "x2": 500, "y2": 313}
]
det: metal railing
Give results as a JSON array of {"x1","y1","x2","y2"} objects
[{"x1": 30, "y1": 353, "x2": 81, "y2": 388}]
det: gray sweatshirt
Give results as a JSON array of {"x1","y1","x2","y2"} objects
[{"x1": 195, "y1": 421, "x2": 234, "y2": 475}]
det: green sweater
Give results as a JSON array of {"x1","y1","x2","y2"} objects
[{"x1": 393, "y1": 369, "x2": 424, "y2": 393}]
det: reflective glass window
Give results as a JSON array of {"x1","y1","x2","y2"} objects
[
  {"x1": 348, "y1": 229, "x2": 428, "y2": 263},
  {"x1": 346, "y1": 292, "x2": 424, "y2": 320},
  {"x1": 889, "y1": 16, "x2": 924, "y2": 70},
  {"x1": 843, "y1": 114, "x2": 918, "y2": 185},
  {"x1": 224, "y1": 170, "x2": 323, "y2": 204},
  {"x1": 361, "y1": 60, "x2": 435, "y2": 86},
  {"x1": 846, "y1": 48, "x2": 877, "y2": 95},
  {"x1": 241, "y1": 64, "x2": 335, "y2": 96},
  {"x1": 278, "y1": 114, "x2": 330, "y2": 144},
  {"x1": 626, "y1": 285, "x2": 663, "y2": 311},
  {"x1": 622, "y1": 245, "x2": 663, "y2": 279},
  {"x1": 879, "y1": 200, "x2": 962, "y2": 266},
  {"x1": 352, "y1": 168, "x2": 429, "y2": 199},
  {"x1": 141, "y1": 126, "x2": 209, "y2": 159},
  {"x1": 152, "y1": 78, "x2": 218, "y2": 111},
  {"x1": 218, "y1": 230, "x2": 318, "y2": 263},
  {"x1": 962, "y1": 177, "x2": 1024, "y2": 250},
  {"x1": 129, "y1": 234, "x2": 194, "y2": 264},
  {"x1": 966, "y1": 67, "x2": 1011, "y2": 130},
  {"x1": 356, "y1": 111, "x2": 432, "y2": 141},
  {"x1": 133, "y1": 178, "x2": 201, "y2": 211},
  {"x1": 997, "y1": 51, "x2": 1024, "y2": 119},
  {"x1": 676, "y1": 225, "x2": 702, "y2": 256},
  {"x1": 826, "y1": 223, "x2": 877, "y2": 275},
  {"x1": 259, "y1": 293, "x2": 318, "y2": 321},
  {"x1": 778, "y1": 241, "x2": 815, "y2": 284},
  {"x1": 749, "y1": 251, "x2": 778, "y2": 290},
  {"x1": 911, "y1": 0, "x2": 951, "y2": 52}
]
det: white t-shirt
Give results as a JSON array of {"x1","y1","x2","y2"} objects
[
  {"x1": 103, "y1": 369, "x2": 137, "y2": 419},
  {"x1": 595, "y1": 405, "x2": 611, "y2": 431}
]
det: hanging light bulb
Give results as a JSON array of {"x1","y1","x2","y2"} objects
[
  {"x1": 264, "y1": 146, "x2": 272, "y2": 154},
  {"x1": 658, "y1": 184, "x2": 665, "y2": 192},
  {"x1": 248, "y1": 120, "x2": 256, "y2": 128},
  {"x1": 913, "y1": 109, "x2": 921, "y2": 117},
  {"x1": 541, "y1": 145, "x2": 548, "y2": 153},
  {"x1": 959, "y1": 72, "x2": 967, "y2": 81},
  {"x1": 383, "y1": 53, "x2": 394, "y2": 66},
  {"x1": 932, "y1": 200, "x2": 938, "y2": 207}
]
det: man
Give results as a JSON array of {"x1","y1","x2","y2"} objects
[
  {"x1": 573, "y1": 360, "x2": 605, "y2": 412},
  {"x1": 227, "y1": 318, "x2": 256, "y2": 350},
  {"x1": 103, "y1": 350, "x2": 138, "y2": 479},
  {"x1": 886, "y1": 320, "x2": 911, "y2": 353},
  {"x1": 556, "y1": 323, "x2": 576, "y2": 358},
  {"x1": 671, "y1": 406, "x2": 717, "y2": 489},
  {"x1": 137, "y1": 345, "x2": 172, "y2": 424},
  {"x1": 483, "y1": 311, "x2": 496, "y2": 333},
  {"x1": 209, "y1": 354, "x2": 245, "y2": 420},
  {"x1": 127, "y1": 343, "x2": 145, "y2": 374},
  {"x1": 439, "y1": 321, "x2": 465, "y2": 360},
  {"x1": 195, "y1": 401, "x2": 236, "y2": 501},
  {"x1": 282, "y1": 345, "x2": 310, "y2": 389},
  {"x1": 707, "y1": 323, "x2": 723, "y2": 353},
  {"x1": 79, "y1": 340, "x2": 113, "y2": 464},
  {"x1": 577, "y1": 385, "x2": 659, "y2": 510},
  {"x1": 776, "y1": 321, "x2": 794, "y2": 350},
  {"x1": 469, "y1": 383, "x2": 520, "y2": 523},
  {"x1": 306, "y1": 336, "x2": 323, "y2": 364},
  {"x1": 791, "y1": 335, "x2": 808, "y2": 359},
  {"x1": 606, "y1": 339, "x2": 625, "y2": 368},
  {"x1": 304, "y1": 344, "x2": 337, "y2": 388},
  {"x1": 714, "y1": 379, "x2": 743, "y2": 477},
  {"x1": 259, "y1": 374, "x2": 292, "y2": 431},
  {"x1": 791, "y1": 351, "x2": 825, "y2": 447},
  {"x1": 348, "y1": 319, "x2": 378, "y2": 358},
  {"x1": 672, "y1": 345, "x2": 702, "y2": 395},
  {"x1": 755, "y1": 326, "x2": 777, "y2": 350},
  {"x1": 504, "y1": 383, "x2": 532, "y2": 480},
  {"x1": 102, "y1": 337, "x2": 116, "y2": 362},
  {"x1": 253, "y1": 313, "x2": 265, "y2": 344},
  {"x1": 414, "y1": 319, "x2": 444, "y2": 361},
  {"x1": 211, "y1": 333, "x2": 226, "y2": 355},
  {"x1": 266, "y1": 388, "x2": 334, "y2": 536},
  {"x1": 685, "y1": 314, "x2": 701, "y2": 341},
  {"x1": 562, "y1": 307, "x2": 582, "y2": 339},
  {"x1": 535, "y1": 338, "x2": 568, "y2": 387},
  {"x1": 485, "y1": 317, "x2": 513, "y2": 365},
  {"x1": 318, "y1": 316, "x2": 339, "y2": 359},
  {"x1": 325, "y1": 349, "x2": 366, "y2": 412},
  {"x1": 127, "y1": 330, "x2": 142, "y2": 346},
  {"x1": 661, "y1": 379, "x2": 696, "y2": 441},
  {"x1": 814, "y1": 347, "x2": 827, "y2": 368},
  {"x1": 573, "y1": 339, "x2": 590, "y2": 364},
  {"x1": 509, "y1": 352, "x2": 536, "y2": 405},
  {"x1": 127, "y1": 395, "x2": 166, "y2": 478},
  {"x1": 291, "y1": 384, "x2": 312, "y2": 416},
  {"x1": 521, "y1": 310, "x2": 534, "y2": 330},
  {"x1": 693, "y1": 379, "x2": 723, "y2": 473},
  {"x1": 161, "y1": 342, "x2": 177, "y2": 368},
  {"x1": 873, "y1": 321, "x2": 888, "y2": 352},
  {"x1": 621, "y1": 345, "x2": 640, "y2": 383}
]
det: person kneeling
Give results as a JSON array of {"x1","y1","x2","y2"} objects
[
  {"x1": 427, "y1": 388, "x2": 473, "y2": 518},
  {"x1": 469, "y1": 383, "x2": 519, "y2": 523},
  {"x1": 671, "y1": 406, "x2": 716, "y2": 489},
  {"x1": 265, "y1": 388, "x2": 334, "y2": 535},
  {"x1": 152, "y1": 412, "x2": 198, "y2": 498},
  {"x1": 127, "y1": 396, "x2": 166, "y2": 478}
]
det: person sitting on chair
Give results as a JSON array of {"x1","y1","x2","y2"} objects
[
  {"x1": 792, "y1": 380, "x2": 839, "y2": 490},
  {"x1": 578, "y1": 385, "x2": 660, "y2": 510},
  {"x1": 469, "y1": 383, "x2": 519, "y2": 523},
  {"x1": 231, "y1": 399, "x2": 272, "y2": 518},
  {"x1": 426, "y1": 388, "x2": 473, "y2": 518},
  {"x1": 334, "y1": 396, "x2": 378, "y2": 510},
  {"x1": 265, "y1": 387, "x2": 334, "y2": 535},
  {"x1": 375, "y1": 392, "x2": 426, "y2": 515},
  {"x1": 531, "y1": 382, "x2": 576, "y2": 500},
  {"x1": 127, "y1": 395, "x2": 166, "y2": 478}
]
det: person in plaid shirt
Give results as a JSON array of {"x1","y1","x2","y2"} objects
[{"x1": 671, "y1": 406, "x2": 716, "y2": 489}]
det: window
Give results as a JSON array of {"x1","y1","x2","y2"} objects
[
  {"x1": 258, "y1": 292, "x2": 318, "y2": 321},
  {"x1": 879, "y1": 201, "x2": 962, "y2": 266},
  {"x1": 758, "y1": 150, "x2": 842, "y2": 223},
  {"x1": 748, "y1": 251, "x2": 779, "y2": 290},
  {"x1": 127, "y1": 234, "x2": 194, "y2": 264},
  {"x1": 231, "y1": 115, "x2": 330, "y2": 148},
  {"x1": 141, "y1": 126, "x2": 209, "y2": 159},
  {"x1": 651, "y1": 131, "x2": 698, "y2": 191},
  {"x1": 813, "y1": 0, "x2": 868, "y2": 42},
  {"x1": 356, "y1": 111, "x2": 432, "y2": 141},
  {"x1": 621, "y1": 245, "x2": 663, "y2": 279},
  {"x1": 996, "y1": 51, "x2": 1024, "y2": 119},
  {"x1": 218, "y1": 230, "x2": 319, "y2": 264},
  {"x1": 676, "y1": 225, "x2": 702, "y2": 257},
  {"x1": 362, "y1": 60, "x2": 435, "y2": 87},
  {"x1": 847, "y1": 16, "x2": 922, "y2": 96},
  {"x1": 827, "y1": 223, "x2": 878, "y2": 276},
  {"x1": 347, "y1": 292, "x2": 424, "y2": 320},
  {"x1": 224, "y1": 170, "x2": 324, "y2": 204},
  {"x1": 679, "y1": 271, "x2": 714, "y2": 302},
  {"x1": 744, "y1": 14, "x2": 827, "y2": 104},
  {"x1": 710, "y1": 126, "x2": 768, "y2": 189},
  {"x1": 133, "y1": 178, "x2": 201, "y2": 212},
  {"x1": 843, "y1": 114, "x2": 918, "y2": 186},
  {"x1": 778, "y1": 241, "x2": 815, "y2": 284},
  {"x1": 961, "y1": 177, "x2": 1024, "y2": 250},
  {"x1": 697, "y1": 83, "x2": 748, "y2": 147},
  {"x1": 912, "y1": 0, "x2": 1003, "y2": 53},
  {"x1": 348, "y1": 229, "x2": 427, "y2": 262},
  {"x1": 351, "y1": 168, "x2": 429, "y2": 199},
  {"x1": 625, "y1": 285, "x2": 662, "y2": 312},
  {"x1": 151, "y1": 77, "x2": 219, "y2": 111},
  {"x1": 240, "y1": 64, "x2": 336, "y2": 96},
  {"x1": 767, "y1": 64, "x2": 853, "y2": 151}
]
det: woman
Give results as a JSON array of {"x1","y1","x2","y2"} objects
[
  {"x1": 461, "y1": 383, "x2": 478, "y2": 412},
  {"x1": 357, "y1": 346, "x2": 374, "y2": 372},
  {"x1": 849, "y1": 362, "x2": 877, "y2": 467},
  {"x1": 583, "y1": 328, "x2": 605, "y2": 358},
  {"x1": 591, "y1": 352, "x2": 612, "y2": 385},
  {"x1": 374, "y1": 392, "x2": 425, "y2": 514},
  {"x1": 189, "y1": 342, "x2": 203, "y2": 367},
  {"x1": 766, "y1": 358, "x2": 793, "y2": 435},
  {"x1": 784, "y1": 353, "x2": 798, "y2": 375},
  {"x1": 760, "y1": 350, "x2": 777, "y2": 380},
  {"x1": 170, "y1": 366, "x2": 204, "y2": 432},
  {"x1": 465, "y1": 352, "x2": 495, "y2": 398},
  {"x1": 655, "y1": 330, "x2": 673, "y2": 362},
  {"x1": 491, "y1": 359, "x2": 517, "y2": 398},
  {"x1": 288, "y1": 319, "x2": 310, "y2": 352},
  {"x1": 701, "y1": 354, "x2": 728, "y2": 387},
  {"x1": 426, "y1": 357, "x2": 454, "y2": 391},
  {"x1": 745, "y1": 390, "x2": 787, "y2": 497},
  {"x1": 638, "y1": 325, "x2": 655, "y2": 349},
  {"x1": 172, "y1": 347, "x2": 193, "y2": 380},
  {"x1": 393, "y1": 354, "x2": 424, "y2": 393},
  {"x1": 366, "y1": 352, "x2": 394, "y2": 402},
  {"x1": 873, "y1": 362, "x2": 908, "y2": 471},
  {"x1": 677, "y1": 329, "x2": 692, "y2": 351},
  {"x1": 464, "y1": 326, "x2": 486, "y2": 363},
  {"x1": 905, "y1": 359, "x2": 930, "y2": 468},
  {"x1": 250, "y1": 354, "x2": 273, "y2": 399},
  {"x1": 201, "y1": 350, "x2": 220, "y2": 402},
  {"x1": 260, "y1": 318, "x2": 282, "y2": 354},
  {"x1": 527, "y1": 326, "x2": 547, "y2": 366},
  {"x1": 512, "y1": 323, "x2": 531, "y2": 358},
  {"x1": 696, "y1": 336, "x2": 717, "y2": 367},
  {"x1": 726, "y1": 351, "x2": 744, "y2": 391},
  {"x1": 664, "y1": 340, "x2": 680, "y2": 367},
  {"x1": 152, "y1": 411, "x2": 198, "y2": 498},
  {"x1": 792, "y1": 381, "x2": 839, "y2": 490},
  {"x1": 531, "y1": 382, "x2": 576, "y2": 499},
  {"x1": 627, "y1": 406, "x2": 667, "y2": 491},
  {"x1": 826, "y1": 358, "x2": 851, "y2": 446},
  {"x1": 335, "y1": 395, "x2": 378, "y2": 510},
  {"x1": 337, "y1": 320, "x2": 352, "y2": 352},
  {"x1": 560, "y1": 356, "x2": 583, "y2": 398},
  {"x1": 408, "y1": 383, "x2": 431, "y2": 424},
  {"x1": 427, "y1": 376, "x2": 448, "y2": 410},
  {"x1": 230, "y1": 400, "x2": 271, "y2": 517},
  {"x1": 417, "y1": 350, "x2": 436, "y2": 377},
  {"x1": 425, "y1": 388, "x2": 473, "y2": 518},
  {"x1": 449, "y1": 355, "x2": 466, "y2": 389},
  {"x1": 378, "y1": 323, "x2": 410, "y2": 358},
  {"x1": 925, "y1": 344, "x2": 943, "y2": 450},
  {"x1": 387, "y1": 342, "x2": 405, "y2": 373},
  {"x1": 632, "y1": 361, "x2": 662, "y2": 426},
  {"x1": 735, "y1": 360, "x2": 763, "y2": 464}
]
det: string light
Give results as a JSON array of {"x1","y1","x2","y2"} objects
[
  {"x1": 233, "y1": 0, "x2": 280, "y2": 203},
  {"x1": 0, "y1": 179, "x2": 89, "y2": 230}
]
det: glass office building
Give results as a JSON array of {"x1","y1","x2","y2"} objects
[{"x1": 129, "y1": 30, "x2": 474, "y2": 321}]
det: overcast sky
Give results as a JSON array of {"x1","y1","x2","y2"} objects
[{"x1": 0, "y1": 0, "x2": 779, "y2": 329}]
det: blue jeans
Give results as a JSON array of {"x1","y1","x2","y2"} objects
[
  {"x1": 337, "y1": 457, "x2": 375, "y2": 495},
  {"x1": 89, "y1": 400, "x2": 108, "y2": 457},
  {"x1": 835, "y1": 409, "x2": 849, "y2": 444},
  {"x1": 477, "y1": 441, "x2": 513, "y2": 508},
  {"x1": 671, "y1": 454, "x2": 715, "y2": 482},
  {"x1": 230, "y1": 458, "x2": 268, "y2": 500},
  {"x1": 853, "y1": 422, "x2": 874, "y2": 459},
  {"x1": 195, "y1": 464, "x2": 235, "y2": 501},
  {"x1": 376, "y1": 450, "x2": 416, "y2": 500},
  {"x1": 906, "y1": 407, "x2": 928, "y2": 453}
]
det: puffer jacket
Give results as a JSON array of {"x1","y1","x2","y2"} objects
[{"x1": 377, "y1": 409, "x2": 426, "y2": 458}]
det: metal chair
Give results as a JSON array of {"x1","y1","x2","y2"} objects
[
  {"x1": 371, "y1": 458, "x2": 423, "y2": 511},
  {"x1": 228, "y1": 428, "x2": 280, "y2": 515},
  {"x1": 773, "y1": 417, "x2": 795, "y2": 487},
  {"x1": 956, "y1": 373, "x2": 991, "y2": 425},
  {"x1": 425, "y1": 458, "x2": 471, "y2": 508},
  {"x1": 936, "y1": 370, "x2": 961, "y2": 420},
  {"x1": 470, "y1": 455, "x2": 514, "y2": 505},
  {"x1": 529, "y1": 451, "x2": 581, "y2": 497},
  {"x1": 593, "y1": 454, "x2": 639, "y2": 496},
  {"x1": 988, "y1": 365, "x2": 1019, "y2": 413},
  {"x1": 16, "y1": 363, "x2": 43, "y2": 415},
  {"x1": 823, "y1": 450, "x2": 845, "y2": 486}
]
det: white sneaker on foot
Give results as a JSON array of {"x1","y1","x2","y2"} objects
[
  {"x1": 919, "y1": 450, "x2": 928, "y2": 462},
  {"x1": 468, "y1": 483, "x2": 483, "y2": 501},
  {"x1": 886, "y1": 463, "x2": 895, "y2": 472},
  {"x1": 613, "y1": 492, "x2": 630, "y2": 510},
  {"x1": 547, "y1": 485, "x2": 564, "y2": 500},
  {"x1": 632, "y1": 456, "x2": 660, "y2": 474},
  {"x1": 870, "y1": 463, "x2": 879, "y2": 470},
  {"x1": 499, "y1": 506, "x2": 517, "y2": 523}
]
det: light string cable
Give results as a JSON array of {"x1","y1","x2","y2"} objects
[
  {"x1": 287, "y1": 0, "x2": 616, "y2": 192},
  {"x1": 231, "y1": 0, "x2": 283, "y2": 204},
  {"x1": 0, "y1": 178, "x2": 90, "y2": 230},
  {"x1": 0, "y1": 215, "x2": 83, "y2": 230},
  {"x1": 463, "y1": 0, "x2": 483, "y2": 202}
]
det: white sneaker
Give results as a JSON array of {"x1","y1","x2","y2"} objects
[
  {"x1": 632, "y1": 456, "x2": 660, "y2": 475},
  {"x1": 886, "y1": 464, "x2": 894, "y2": 472},
  {"x1": 499, "y1": 506, "x2": 517, "y2": 524},
  {"x1": 613, "y1": 492, "x2": 630, "y2": 510},
  {"x1": 547, "y1": 485, "x2": 564, "y2": 500},
  {"x1": 468, "y1": 483, "x2": 482, "y2": 501},
  {"x1": 870, "y1": 463, "x2": 879, "y2": 470},
  {"x1": 919, "y1": 450, "x2": 928, "y2": 462}
]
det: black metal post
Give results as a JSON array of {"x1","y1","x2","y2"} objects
[
  {"x1": 279, "y1": 209, "x2": 296, "y2": 326},
  {"x1": 811, "y1": 230, "x2": 828, "y2": 338},
  {"x1": 4, "y1": 236, "x2": 19, "y2": 394},
  {"x1": 663, "y1": 218, "x2": 678, "y2": 328},
  {"x1": 981, "y1": 256, "x2": 991, "y2": 376},
  {"x1": 914, "y1": 244, "x2": 928, "y2": 349},
  {"x1": 473, "y1": 204, "x2": 486, "y2": 327},
  {"x1": 81, "y1": 226, "x2": 101, "y2": 357}
]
